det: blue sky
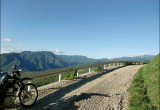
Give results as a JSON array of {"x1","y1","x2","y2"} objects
[{"x1": 1, "y1": 0, "x2": 159, "y2": 58}]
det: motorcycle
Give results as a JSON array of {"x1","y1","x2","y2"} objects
[{"x1": 0, "y1": 62, "x2": 38, "y2": 108}]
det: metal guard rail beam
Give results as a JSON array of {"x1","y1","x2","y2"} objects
[{"x1": 23, "y1": 61, "x2": 144, "y2": 79}]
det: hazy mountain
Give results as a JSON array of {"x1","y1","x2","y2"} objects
[
  {"x1": 60, "y1": 55, "x2": 109, "y2": 66},
  {"x1": 0, "y1": 51, "x2": 155, "y2": 72},
  {"x1": 112, "y1": 55, "x2": 155, "y2": 62}
]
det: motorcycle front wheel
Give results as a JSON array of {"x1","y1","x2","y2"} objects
[{"x1": 19, "y1": 83, "x2": 38, "y2": 107}]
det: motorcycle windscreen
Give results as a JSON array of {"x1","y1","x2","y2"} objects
[{"x1": 0, "y1": 73, "x2": 8, "y2": 88}]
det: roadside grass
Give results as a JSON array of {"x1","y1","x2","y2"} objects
[
  {"x1": 23, "y1": 65, "x2": 104, "y2": 87},
  {"x1": 32, "y1": 75, "x2": 58, "y2": 87},
  {"x1": 22, "y1": 66, "x2": 90, "y2": 87},
  {"x1": 78, "y1": 68, "x2": 89, "y2": 75},
  {"x1": 128, "y1": 54, "x2": 159, "y2": 110}
]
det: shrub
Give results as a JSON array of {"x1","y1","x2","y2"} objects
[
  {"x1": 92, "y1": 66, "x2": 102, "y2": 72},
  {"x1": 63, "y1": 66, "x2": 79, "y2": 80}
]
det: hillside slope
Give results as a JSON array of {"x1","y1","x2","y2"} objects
[
  {"x1": 0, "y1": 51, "x2": 107, "y2": 72},
  {"x1": 60, "y1": 55, "x2": 109, "y2": 66},
  {"x1": 129, "y1": 54, "x2": 159, "y2": 109},
  {"x1": 0, "y1": 51, "x2": 68, "y2": 72},
  {"x1": 0, "y1": 51, "x2": 155, "y2": 73}
]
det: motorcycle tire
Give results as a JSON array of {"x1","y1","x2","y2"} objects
[{"x1": 19, "y1": 83, "x2": 38, "y2": 107}]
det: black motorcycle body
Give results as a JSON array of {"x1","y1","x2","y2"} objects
[{"x1": 0, "y1": 63, "x2": 38, "y2": 108}]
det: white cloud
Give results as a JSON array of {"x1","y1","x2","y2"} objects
[
  {"x1": 50, "y1": 49, "x2": 64, "y2": 54},
  {"x1": 1, "y1": 49, "x2": 15, "y2": 53},
  {"x1": 55, "y1": 49, "x2": 61, "y2": 53},
  {"x1": 1, "y1": 49, "x2": 24, "y2": 54},
  {"x1": 38, "y1": 48, "x2": 43, "y2": 51},
  {"x1": 2, "y1": 38, "x2": 13, "y2": 42},
  {"x1": 132, "y1": 53, "x2": 145, "y2": 57},
  {"x1": 1, "y1": 49, "x2": 9, "y2": 54},
  {"x1": 1, "y1": 42, "x2": 24, "y2": 54}
]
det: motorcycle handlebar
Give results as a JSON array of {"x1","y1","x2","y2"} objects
[
  {"x1": 12, "y1": 61, "x2": 20, "y2": 70},
  {"x1": 11, "y1": 62, "x2": 21, "y2": 77}
]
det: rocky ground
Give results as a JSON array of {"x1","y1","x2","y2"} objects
[
  {"x1": 25, "y1": 65, "x2": 143, "y2": 110},
  {"x1": 7, "y1": 65, "x2": 143, "y2": 110}
]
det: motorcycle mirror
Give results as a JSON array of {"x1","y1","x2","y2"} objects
[
  {"x1": 17, "y1": 61, "x2": 20, "y2": 66},
  {"x1": 12, "y1": 64, "x2": 17, "y2": 69}
]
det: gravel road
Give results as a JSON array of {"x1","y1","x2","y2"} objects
[{"x1": 28, "y1": 65, "x2": 143, "y2": 110}]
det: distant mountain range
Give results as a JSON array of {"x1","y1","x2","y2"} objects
[
  {"x1": 114, "y1": 55, "x2": 155, "y2": 62},
  {"x1": 0, "y1": 51, "x2": 155, "y2": 72}
]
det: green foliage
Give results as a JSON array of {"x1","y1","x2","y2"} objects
[
  {"x1": 78, "y1": 68, "x2": 89, "y2": 75},
  {"x1": 128, "y1": 54, "x2": 159, "y2": 110},
  {"x1": 92, "y1": 66, "x2": 102, "y2": 72},
  {"x1": 63, "y1": 66, "x2": 79, "y2": 80},
  {"x1": 33, "y1": 75, "x2": 58, "y2": 87}
]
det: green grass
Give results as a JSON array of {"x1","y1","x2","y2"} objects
[
  {"x1": 32, "y1": 75, "x2": 58, "y2": 87},
  {"x1": 128, "y1": 54, "x2": 159, "y2": 110},
  {"x1": 78, "y1": 68, "x2": 89, "y2": 75},
  {"x1": 22, "y1": 65, "x2": 103, "y2": 87}
]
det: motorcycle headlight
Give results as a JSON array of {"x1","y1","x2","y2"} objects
[
  {"x1": 18, "y1": 69, "x2": 22, "y2": 76},
  {"x1": 19, "y1": 69, "x2": 22, "y2": 72}
]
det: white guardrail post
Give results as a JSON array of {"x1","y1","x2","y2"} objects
[
  {"x1": 89, "y1": 67, "x2": 91, "y2": 73},
  {"x1": 28, "y1": 81, "x2": 31, "y2": 91},
  {"x1": 59, "y1": 74, "x2": 61, "y2": 82},
  {"x1": 77, "y1": 70, "x2": 79, "y2": 77},
  {"x1": 104, "y1": 65, "x2": 106, "y2": 69}
]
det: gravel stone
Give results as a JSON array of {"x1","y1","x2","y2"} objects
[{"x1": 26, "y1": 65, "x2": 143, "y2": 110}]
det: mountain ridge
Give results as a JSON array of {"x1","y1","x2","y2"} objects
[{"x1": 0, "y1": 51, "x2": 155, "y2": 72}]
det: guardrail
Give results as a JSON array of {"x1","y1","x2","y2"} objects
[{"x1": 22, "y1": 61, "x2": 145, "y2": 83}]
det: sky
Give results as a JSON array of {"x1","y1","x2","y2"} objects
[{"x1": 1, "y1": 0, "x2": 159, "y2": 58}]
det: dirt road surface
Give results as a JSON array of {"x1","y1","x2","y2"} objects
[{"x1": 28, "y1": 65, "x2": 143, "y2": 110}]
